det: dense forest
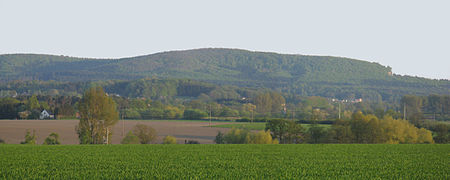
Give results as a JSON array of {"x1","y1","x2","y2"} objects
[{"x1": 1, "y1": 49, "x2": 448, "y2": 102}]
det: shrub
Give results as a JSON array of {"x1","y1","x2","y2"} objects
[
  {"x1": 121, "y1": 131, "x2": 140, "y2": 144},
  {"x1": 133, "y1": 124, "x2": 157, "y2": 144},
  {"x1": 163, "y1": 136, "x2": 177, "y2": 144},
  {"x1": 218, "y1": 129, "x2": 278, "y2": 144},
  {"x1": 214, "y1": 131, "x2": 225, "y2": 144},
  {"x1": 21, "y1": 129, "x2": 37, "y2": 144},
  {"x1": 186, "y1": 140, "x2": 200, "y2": 144},
  {"x1": 43, "y1": 133, "x2": 60, "y2": 145}
]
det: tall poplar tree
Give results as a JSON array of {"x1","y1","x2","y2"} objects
[{"x1": 76, "y1": 87, "x2": 118, "y2": 144}]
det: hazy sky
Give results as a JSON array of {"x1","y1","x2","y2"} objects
[{"x1": 1, "y1": 0, "x2": 449, "y2": 79}]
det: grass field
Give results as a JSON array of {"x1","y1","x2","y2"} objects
[
  {"x1": 211, "y1": 123, "x2": 331, "y2": 130},
  {"x1": 0, "y1": 144, "x2": 448, "y2": 179}
]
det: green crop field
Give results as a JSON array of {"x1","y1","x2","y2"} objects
[{"x1": 0, "y1": 144, "x2": 448, "y2": 179}]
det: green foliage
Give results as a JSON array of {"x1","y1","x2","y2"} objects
[
  {"x1": 219, "y1": 128, "x2": 277, "y2": 144},
  {"x1": 1, "y1": 49, "x2": 448, "y2": 102},
  {"x1": 140, "y1": 108, "x2": 164, "y2": 119},
  {"x1": 246, "y1": 130, "x2": 278, "y2": 144},
  {"x1": 254, "y1": 92, "x2": 286, "y2": 116},
  {"x1": 0, "y1": 97, "x2": 20, "y2": 119},
  {"x1": 163, "y1": 136, "x2": 177, "y2": 144},
  {"x1": 20, "y1": 129, "x2": 37, "y2": 145},
  {"x1": 43, "y1": 133, "x2": 60, "y2": 145},
  {"x1": 219, "y1": 106, "x2": 239, "y2": 117},
  {"x1": 223, "y1": 128, "x2": 250, "y2": 144},
  {"x1": 124, "y1": 109, "x2": 141, "y2": 119},
  {"x1": 132, "y1": 124, "x2": 157, "y2": 144},
  {"x1": 76, "y1": 87, "x2": 119, "y2": 144},
  {"x1": 121, "y1": 131, "x2": 140, "y2": 144},
  {"x1": 307, "y1": 123, "x2": 328, "y2": 144},
  {"x1": 183, "y1": 109, "x2": 208, "y2": 120},
  {"x1": 163, "y1": 106, "x2": 183, "y2": 119},
  {"x1": 330, "y1": 112, "x2": 434, "y2": 144},
  {"x1": 27, "y1": 95, "x2": 40, "y2": 111},
  {"x1": 0, "y1": 145, "x2": 448, "y2": 179},
  {"x1": 432, "y1": 123, "x2": 450, "y2": 143},
  {"x1": 214, "y1": 131, "x2": 225, "y2": 144},
  {"x1": 185, "y1": 140, "x2": 200, "y2": 144},
  {"x1": 265, "y1": 119, "x2": 305, "y2": 144}
]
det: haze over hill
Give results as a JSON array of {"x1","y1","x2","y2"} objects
[{"x1": 0, "y1": 48, "x2": 449, "y2": 101}]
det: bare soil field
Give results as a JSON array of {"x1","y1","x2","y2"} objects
[{"x1": 0, "y1": 120, "x2": 234, "y2": 144}]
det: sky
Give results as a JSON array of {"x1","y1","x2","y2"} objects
[{"x1": 0, "y1": 0, "x2": 449, "y2": 79}]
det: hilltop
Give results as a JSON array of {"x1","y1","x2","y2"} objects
[{"x1": 0, "y1": 48, "x2": 448, "y2": 101}]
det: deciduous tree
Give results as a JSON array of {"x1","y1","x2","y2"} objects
[
  {"x1": 76, "y1": 87, "x2": 119, "y2": 144},
  {"x1": 133, "y1": 124, "x2": 157, "y2": 144}
]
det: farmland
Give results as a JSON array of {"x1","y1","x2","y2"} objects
[
  {"x1": 0, "y1": 144, "x2": 448, "y2": 179},
  {"x1": 0, "y1": 120, "x2": 234, "y2": 144}
]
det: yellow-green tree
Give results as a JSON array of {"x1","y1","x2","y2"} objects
[
  {"x1": 334, "y1": 112, "x2": 434, "y2": 144},
  {"x1": 246, "y1": 130, "x2": 278, "y2": 144},
  {"x1": 163, "y1": 135, "x2": 177, "y2": 144},
  {"x1": 76, "y1": 87, "x2": 119, "y2": 144},
  {"x1": 27, "y1": 95, "x2": 40, "y2": 111}
]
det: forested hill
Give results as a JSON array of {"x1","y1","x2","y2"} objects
[{"x1": 0, "y1": 48, "x2": 449, "y2": 101}]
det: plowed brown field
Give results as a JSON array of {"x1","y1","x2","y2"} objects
[{"x1": 0, "y1": 120, "x2": 233, "y2": 144}]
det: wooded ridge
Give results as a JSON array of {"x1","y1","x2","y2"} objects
[{"x1": 1, "y1": 48, "x2": 449, "y2": 101}]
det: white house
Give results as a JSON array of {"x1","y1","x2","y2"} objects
[{"x1": 40, "y1": 110, "x2": 53, "y2": 119}]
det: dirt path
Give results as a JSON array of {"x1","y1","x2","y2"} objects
[{"x1": 0, "y1": 120, "x2": 233, "y2": 144}]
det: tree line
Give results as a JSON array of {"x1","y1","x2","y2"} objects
[
  {"x1": 3, "y1": 86, "x2": 446, "y2": 145},
  {"x1": 216, "y1": 112, "x2": 443, "y2": 144}
]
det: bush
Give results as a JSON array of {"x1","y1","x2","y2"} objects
[
  {"x1": 186, "y1": 140, "x2": 200, "y2": 144},
  {"x1": 0, "y1": 138, "x2": 5, "y2": 144},
  {"x1": 214, "y1": 131, "x2": 225, "y2": 144},
  {"x1": 121, "y1": 131, "x2": 140, "y2": 144},
  {"x1": 133, "y1": 124, "x2": 157, "y2": 144},
  {"x1": 163, "y1": 136, "x2": 177, "y2": 144},
  {"x1": 43, "y1": 133, "x2": 60, "y2": 145},
  {"x1": 217, "y1": 129, "x2": 278, "y2": 144},
  {"x1": 20, "y1": 129, "x2": 37, "y2": 144}
]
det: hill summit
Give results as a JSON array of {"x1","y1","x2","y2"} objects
[{"x1": 0, "y1": 48, "x2": 449, "y2": 100}]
